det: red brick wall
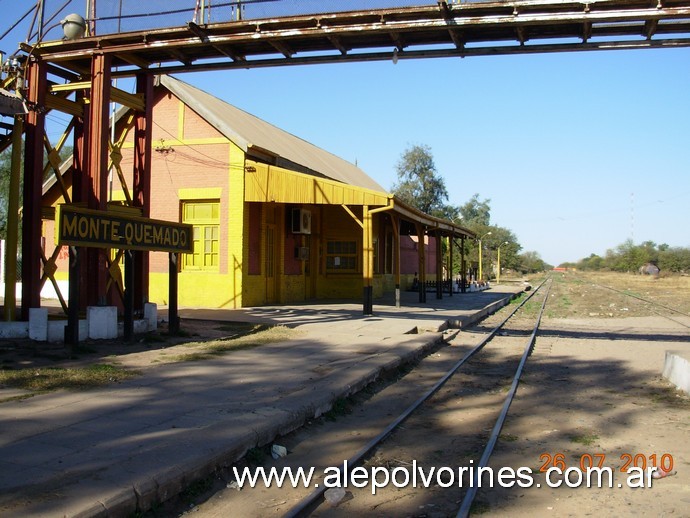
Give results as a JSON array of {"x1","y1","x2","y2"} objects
[
  {"x1": 400, "y1": 235, "x2": 437, "y2": 275},
  {"x1": 117, "y1": 89, "x2": 232, "y2": 274}
]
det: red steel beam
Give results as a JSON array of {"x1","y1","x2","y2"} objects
[
  {"x1": 21, "y1": 59, "x2": 47, "y2": 319},
  {"x1": 85, "y1": 53, "x2": 112, "y2": 306}
]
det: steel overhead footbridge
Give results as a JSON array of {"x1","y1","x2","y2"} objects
[{"x1": 21, "y1": 0, "x2": 690, "y2": 78}]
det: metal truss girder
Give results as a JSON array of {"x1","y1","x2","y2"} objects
[
  {"x1": 50, "y1": 82, "x2": 145, "y2": 111},
  {"x1": 23, "y1": 0, "x2": 690, "y2": 78}
]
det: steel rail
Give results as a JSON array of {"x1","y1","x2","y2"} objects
[
  {"x1": 283, "y1": 278, "x2": 548, "y2": 518},
  {"x1": 457, "y1": 278, "x2": 551, "y2": 517}
]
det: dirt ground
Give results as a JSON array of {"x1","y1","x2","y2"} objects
[
  {"x1": 1, "y1": 271, "x2": 689, "y2": 517},
  {"x1": 478, "y1": 272, "x2": 690, "y2": 516},
  {"x1": 163, "y1": 271, "x2": 690, "y2": 517}
]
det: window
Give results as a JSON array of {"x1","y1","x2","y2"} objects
[
  {"x1": 182, "y1": 201, "x2": 220, "y2": 271},
  {"x1": 326, "y1": 240, "x2": 357, "y2": 272}
]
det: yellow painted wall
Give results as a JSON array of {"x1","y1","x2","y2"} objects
[
  {"x1": 40, "y1": 89, "x2": 430, "y2": 312},
  {"x1": 150, "y1": 271, "x2": 237, "y2": 308},
  {"x1": 313, "y1": 204, "x2": 364, "y2": 300},
  {"x1": 227, "y1": 145, "x2": 246, "y2": 309},
  {"x1": 243, "y1": 274, "x2": 265, "y2": 306},
  {"x1": 146, "y1": 126, "x2": 247, "y2": 309}
]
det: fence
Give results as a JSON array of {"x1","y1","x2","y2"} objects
[{"x1": 14, "y1": 1, "x2": 483, "y2": 42}]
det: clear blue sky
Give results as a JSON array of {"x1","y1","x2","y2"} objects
[{"x1": 2, "y1": 3, "x2": 689, "y2": 266}]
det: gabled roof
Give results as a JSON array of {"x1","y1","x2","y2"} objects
[
  {"x1": 40, "y1": 75, "x2": 473, "y2": 239},
  {"x1": 159, "y1": 75, "x2": 385, "y2": 192}
]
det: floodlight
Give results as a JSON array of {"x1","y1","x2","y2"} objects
[{"x1": 61, "y1": 14, "x2": 86, "y2": 40}]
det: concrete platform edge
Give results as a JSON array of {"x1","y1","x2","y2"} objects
[
  {"x1": 74, "y1": 334, "x2": 444, "y2": 516},
  {"x1": 2, "y1": 289, "x2": 522, "y2": 517}
]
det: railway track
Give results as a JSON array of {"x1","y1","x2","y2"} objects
[
  {"x1": 142, "y1": 274, "x2": 690, "y2": 517},
  {"x1": 147, "y1": 280, "x2": 551, "y2": 517},
  {"x1": 160, "y1": 273, "x2": 690, "y2": 517},
  {"x1": 277, "y1": 279, "x2": 550, "y2": 517}
]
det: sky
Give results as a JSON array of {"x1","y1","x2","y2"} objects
[{"x1": 2, "y1": 2, "x2": 689, "y2": 266}]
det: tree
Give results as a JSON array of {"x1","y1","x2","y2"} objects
[
  {"x1": 0, "y1": 139, "x2": 70, "y2": 240},
  {"x1": 579, "y1": 253, "x2": 604, "y2": 271},
  {"x1": 608, "y1": 239, "x2": 657, "y2": 272},
  {"x1": 458, "y1": 193, "x2": 491, "y2": 228},
  {"x1": 659, "y1": 247, "x2": 690, "y2": 273},
  {"x1": 518, "y1": 251, "x2": 549, "y2": 274},
  {"x1": 0, "y1": 149, "x2": 13, "y2": 240},
  {"x1": 391, "y1": 144, "x2": 450, "y2": 217}
]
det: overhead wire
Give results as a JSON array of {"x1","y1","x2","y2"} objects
[
  {"x1": 88, "y1": 0, "x2": 276, "y2": 23},
  {"x1": 0, "y1": 5, "x2": 36, "y2": 42},
  {"x1": 152, "y1": 119, "x2": 236, "y2": 169},
  {"x1": 27, "y1": 0, "x2": 76, "y2": 42}
]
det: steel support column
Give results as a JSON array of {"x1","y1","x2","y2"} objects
[
  {"x1": 85, "y1": 53, "x2": 112, "y2": 306},
  {"x1": 391, "y1": 215, "x2": 401, "y2": 308},
  {"x1": 72, "y1": 90, "x2": 89, "y2": 311},
  {"x1": 436, "y1": 230, "x2": 443, "y2": 300},
  {"x1": 416, "y1": 223, "x2": 426, "y2": 303},
  {"x1": 132, "y1": 72, "x2": 153, "y2": 312},
  {"x1": 169, "y1": 253, "x2": 179, "y2": 334},
  {"x1": 448, "y1": 234, "x2": 454, "y2": 297},
  {"x1": 65, "y1": 246, "x2": 80, "y2": 345},
  {"x1": 21, "y1": 59, "x2": 47, "y2": 320},
  {"x1": 124, "y1": 250, "x2": 134, "y2": 341},
  {"x1": 362, "y1": 205, "x2": 373, "y2": 315},
  {"x1": 461, "y1": 236, "x2": 467, "y2": 293},
  {"x1": 4, "y1": 116, "x2": 23, "y2": 321}
]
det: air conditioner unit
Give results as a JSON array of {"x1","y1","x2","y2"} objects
[{"x1": 291, "y1": 208, "x2": 312, "y2": 234}]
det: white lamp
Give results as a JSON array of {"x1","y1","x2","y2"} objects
[{"x1": 61, "y1": 14, "x2": 86, "y2": 40}]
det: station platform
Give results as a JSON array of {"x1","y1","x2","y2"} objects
[{"x1": 0, "y1": 285, "x2": 524, "y2": 517}]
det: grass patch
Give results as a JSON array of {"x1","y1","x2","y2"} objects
[
  {"x1": 164, "y1": 328, "x2": 193, "y2": 338},
  {"x1": 0, "y1": 363, "x2": 138, "y2": 392},
  {"x1": 648, "y1": 386, "x2": 690, "y2": 407},
  {"x1": 518, "y1": 299, "x2": 542, "y2": 317},
  {"x1": 569, "y1": 432, "x2": 599, "y2": 446},
  {"x1": 324, "y1": 397, "x2": 352, "y2": 421},
  {"x1": 558, "y1": 295, "x2": 573, "y2": 308},
  {"x1": 215, "y1": 322, "x2": 263, "y2": 334},
  {"x1": 181, "y1": 476, "x2": 214, "y2": 505},
  {"x1": 499, "y1": 433, "x2": 519, "y2": 442},
  {"x1": 246, "y1": 446, "x2": 266, "y2": 466},
  {"x1": 470, "y1": 500, "x2": 491, "y2": 514},
  {"x1": 509, "y1": 293, "x2": 526, "y2": 305},
  {"x1": 168, "y1": 352, "x2": 213, "y2": 362},
  {"x1": 167, "y1": 325, "x2": 297, "y2": 363},
  {"x1": 142, "y1": 333, "x2": 167, "y2": 344}
]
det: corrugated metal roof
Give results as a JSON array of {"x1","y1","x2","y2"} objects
[
  {"x1": 0, "y1": 88, "x2": 27, "y2": 116},
  {"x1": 159, "y1": 75, "x2": 385, "y2": 192}
]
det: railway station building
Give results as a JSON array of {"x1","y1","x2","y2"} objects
[{"x1": 42, "y1": 75, "x2": 473, "y2": 311}]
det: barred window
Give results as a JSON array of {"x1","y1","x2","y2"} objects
[{"x1": 326, "y1": 240, "x2": 357, "y2": 272}]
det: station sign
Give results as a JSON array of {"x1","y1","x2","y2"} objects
[{"x1": 56, "y1": 204, "x2": 193, "y2": 253}]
